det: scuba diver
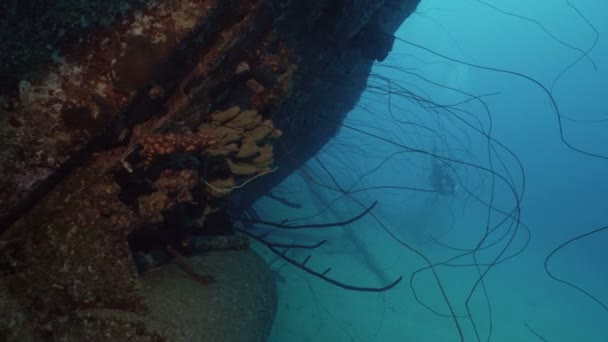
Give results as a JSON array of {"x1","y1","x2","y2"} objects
[{"x1": 429, "y1": 158, "x2": 457, "y2": 196}]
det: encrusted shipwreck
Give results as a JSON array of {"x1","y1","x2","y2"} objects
[{"x1": 0, "y1": 0, "x2": 419, "y2": 340}]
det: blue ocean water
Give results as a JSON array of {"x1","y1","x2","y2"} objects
[{"x1": 253, "y1": 1, "x2": 608, "y2": 341}]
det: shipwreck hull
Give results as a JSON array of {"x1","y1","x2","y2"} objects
[{"x1": 0, "y1": 0, "x2": 420, "y2": 340}]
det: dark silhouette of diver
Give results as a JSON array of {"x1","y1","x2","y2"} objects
[{"x1": 429, "y1": 158, "x2": 456, "y2": 195}]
